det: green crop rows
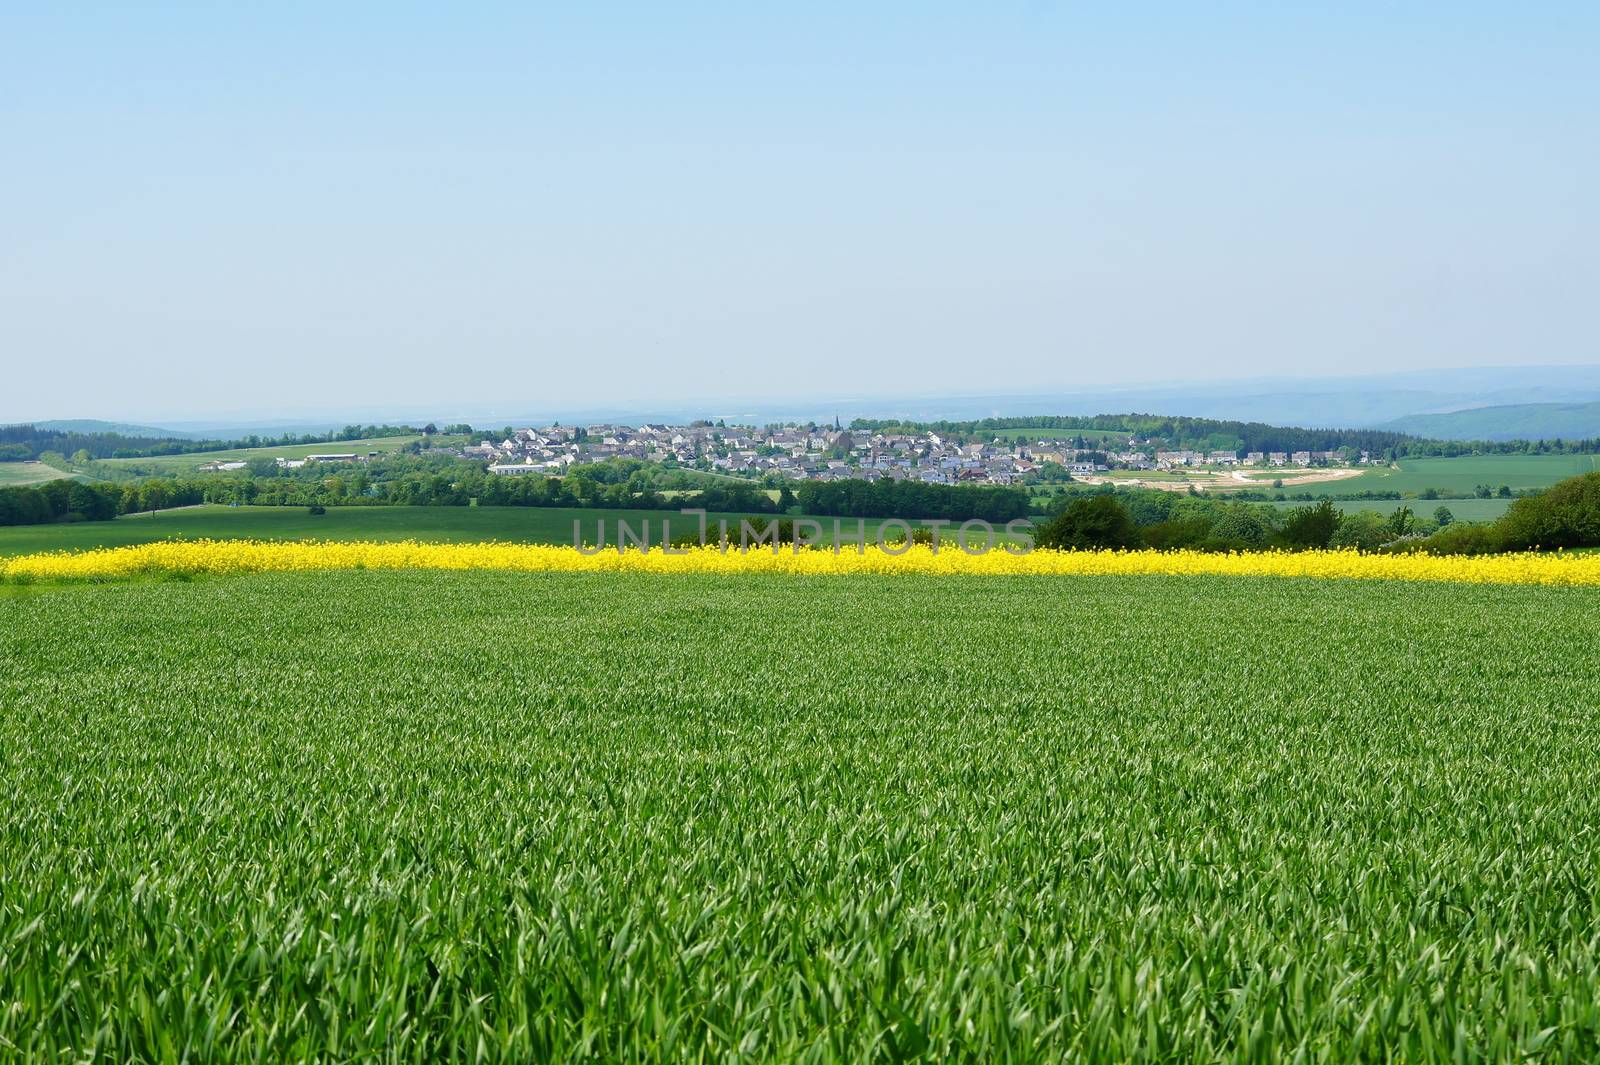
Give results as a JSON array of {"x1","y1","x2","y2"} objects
[{"x1": 3, "y1": 571, "x2": 1600, "y2": 1060}]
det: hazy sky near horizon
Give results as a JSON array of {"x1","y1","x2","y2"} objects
[{"x1": 2, "y1": 3, "x2": 1595, "y2": 423}]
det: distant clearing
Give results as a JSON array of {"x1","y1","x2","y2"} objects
[
  {"x1": 0, "y1": 462, "x2": 76, "y2": 487},
  {"x1": 91, "y1": 435, "x2": 437, "y2": 475}
]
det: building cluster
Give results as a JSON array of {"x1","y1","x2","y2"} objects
[
  {"x1": 198, "y1": 452, "x2": 380, "y2": 473},
  {"x1": 479, "y1": 424, "x2": 1084, "y2": 484},
  {"x1": 1153, "y1": 449, "x2": 1376, "y2": 469},
  {"x1": 474, "y1": 424, "x2": 1376, "y2": 485},
  {"x1": 191, "y1": 424, "x2": 1383, "y2": 485}
]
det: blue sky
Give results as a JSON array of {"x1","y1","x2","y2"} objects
[{"x1": 2, "y1": 3, "x2": 1594, "y2": 422}]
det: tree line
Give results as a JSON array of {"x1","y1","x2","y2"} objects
[
  {"x1": 0, "y1": 480, "x2": 198, "y2": 526},
  {"x1": 1032, "y1": 492, "x2": 1417, "y2": 554},
  {"x1": 0, "y1": 469, "x2": 1028, "y2": 527},
  {"x1": 1032, "y1": 473, "x2": 1600, "y2": 555},
  {"x1": 0, "y1": 424, "x2": 432, "y2": 463},
  {"x1": 849, "y1": 414, "x2": 1415, "y2": 453},
  {"x1": 849, "y1": 413, "x2": 1600, "y2": 458},
  {"x1": 795, "y1": 479, "x2": 1030, "y2": 522}
]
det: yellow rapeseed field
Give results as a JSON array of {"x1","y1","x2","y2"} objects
[{"x1": 4, "y1": 538, "x2": 1600, "y2": 585}]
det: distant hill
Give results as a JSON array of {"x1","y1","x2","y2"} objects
[
  {"x1": 532, "y1": 365, "x2": 1600, "y2": 430},
  {"x1": 1380, "y1": 402, "x2": 1600, "y2": 442},
  {"x1": 29, "y1": 419, "x2": 198, "y2": 440}
]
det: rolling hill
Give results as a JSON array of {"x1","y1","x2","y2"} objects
[
  {"x1": 1380, "y1": 401, "x2": 1600, "y2": 442},
  {"x1": 27, "y1": 419, "x2": 198, "y2": 439}
]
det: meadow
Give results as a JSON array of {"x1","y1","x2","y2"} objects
[
  {"x1": 88, "y1": 434, "x2": 440, "y2": 476},
  {"x1": 1347, "y1": 454, "x2": 1600, "y2": 495},
  {"x1": 0, "y1": 461, "x2": 76, "y2": 487},
  {"x1": 0, "y1": 504, "x2": 913, "y2": 557},
  {"x1": 1270, "y1": 496, "x2": 1515, "y2": 522},
  {"x1": 2, "y1": 569, "x2": 1599, "y2": 1060}
]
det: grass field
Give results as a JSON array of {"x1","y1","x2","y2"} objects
[
  {"x1": 0, "y1": 504, "x2": 924, "y2": 557},
  {"x1": 1270, "y1": 496, "x2": 1515, "y2": 522},
  {"x1": 90, "y1": 434, "x2": 441, "y2": 475},
  {"x1": 0, "y1": 461, "x2": 76, "y2": 487},
  {"x1": 3, "y1": 570, "x2": 1599, "y2": 1059},
  {"x1": 1348, "y1": 454, "x2": 1600, "y2": 495}
]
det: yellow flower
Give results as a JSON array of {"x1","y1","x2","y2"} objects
[{"x1": 5, "y1": 539, "x2": 1600, "y2": 586}]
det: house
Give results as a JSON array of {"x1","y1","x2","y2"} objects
[{"x1": 489, "y1": 460, "x2": 546, "y2": 475}]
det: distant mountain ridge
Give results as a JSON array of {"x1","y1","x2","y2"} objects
[
  {"x1": 1380, "y1": 402, "x2": 1600, "y2": 442},
  {"x1": 28, "y1": 419, "x2": 201, "y2": 439},
  {"x1": 15, "y1": 365, "x2": 1600, "y2": 440}
]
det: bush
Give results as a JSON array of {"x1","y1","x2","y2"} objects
[
  {"x1": 1494, "y1": 472, "x2": 1600, "y2": 551},
  {"x1": 1409, "y1": 522, "x2": 1503, "y2": 556},
  {"x1": 1278, "y1": 500, "x2": 1341, "y2": 550},
  {"x1": 1202, "y1": 507, "x2": 1272, "y2": 552},
  {"x1": 1121, "y1": 492, "x2": 1177, "y2": 527},
  {"x1": 1036, "y1": 495, "x2": 1140, "y2": 551},
  {"x1": 307, "y1": 505, "x2": 326, "y2": 515},
  {"x1": 1328, "y1": 510, "x2": 1393, "y2": 553},
  {"x1": 878, "y1": 527, "x2": 938, "y2": 547},
  {"x1": 1141, "y1": 517, "x2": 1213, "y2": 551},
  {"x1": 737, "y1": 516, "x2": 800, "y2": 546},
  {"x1": 1386, "y1": 506, "x2": 1417, "y2": 538}
]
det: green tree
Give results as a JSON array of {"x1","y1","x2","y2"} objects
[
  {"x1": 1329, "y1": 510, "x2": 1392, "y2": 552},
  {"x1": 1387, "y1": 506, "x2": 1416, "y2": 537},
  {"x1": 1035, "y1": 495, "x2": 1140, "y2": 551},
  {"x1": 1279, "y1": 500, "x2": 1341, "y2": 550},
  {"x1": 1495, "y1": 472, "x2": 1600, "y2": 550},
  {"x1": 1204, "y1": 507, "x2": 1272, "y2": 551},
  {"x1": 1433, "y1": 506, "x2": 1454, "y2": 526}
]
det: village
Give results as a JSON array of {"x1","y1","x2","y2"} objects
[{"x1": 469, "y1": 423, "x2": 1383, "y2": 486}]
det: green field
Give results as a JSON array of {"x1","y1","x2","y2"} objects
[
  {"x1": 3, "y1": 570, "x2": 1599, "y2": 1059},
  {"x1": 1271, "y1": 497, "x2": 1515, "y2": 522},
  {"x1": 1349, "y1": 454, "x2": 1600, "y2": 495},
  {"x1": 0, "y1": 461, "x2": 76, "y2": 487},
  {"x1": 0, "y1": 504, "x2": 936, "y2": 557},
  {"x1": 90, "y1": 434, "x2": 439, "y2": 476}
]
